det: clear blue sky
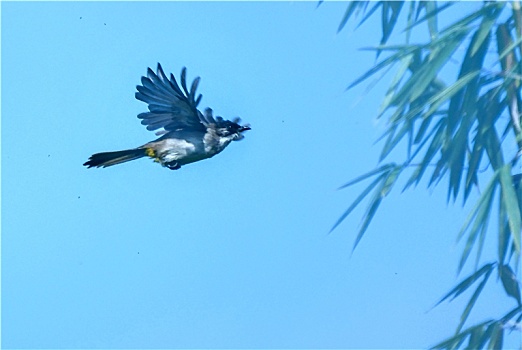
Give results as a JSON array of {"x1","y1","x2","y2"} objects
[{"x1": 2, "y1": 1, "x2": 519, "y2": 349}]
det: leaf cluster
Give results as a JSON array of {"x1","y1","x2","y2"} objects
[{"x1": 332, "y1": 1, "x2": 522, "y2": 348}]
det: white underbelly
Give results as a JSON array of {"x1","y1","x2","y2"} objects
[{"x1": 151, "y1": 139, "x2": 199, "y2": 162}]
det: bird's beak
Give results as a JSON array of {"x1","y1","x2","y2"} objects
[{"x1": 240, "y1": 125, "x2": 251, "y2": 132}]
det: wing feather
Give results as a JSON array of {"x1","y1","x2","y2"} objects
[{"x1": 135, "y1": 63, "x2": 207, "y2": 133}]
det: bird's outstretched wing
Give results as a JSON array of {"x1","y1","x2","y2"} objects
[{"x1": 135, "y1": 63, "x2": 210, "y2": 135}]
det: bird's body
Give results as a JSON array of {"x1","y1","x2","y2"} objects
[{"x1": 84, "y1": 64, "x2": 250, "y2": 170}]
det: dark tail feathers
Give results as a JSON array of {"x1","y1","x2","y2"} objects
[{"x1": 84, "y1": 148, "x2": 146, "y2": 168}]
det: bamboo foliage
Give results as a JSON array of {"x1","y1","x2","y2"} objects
[{"x1": 332, "y1": 1, "x2": 522, "y2": 348}]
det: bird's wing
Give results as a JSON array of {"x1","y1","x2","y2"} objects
[{"x1": 135, "y1": 63, "x2": 209, "y2": 135}]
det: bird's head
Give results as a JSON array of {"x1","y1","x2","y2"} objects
[{"x1": 215, "y1": 117, "x2": 251, "y2": 141}]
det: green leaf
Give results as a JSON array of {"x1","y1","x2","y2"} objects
[
  {"x1": 496, "y1": 34, "x2": 522, "y2": 63},
  {"x1": 403, "y1": 118, "x2": 446, "y2": 190},
  {"x1": 359, "y1": 44, "x2": 424, "y2": 52},
  {"x1": 446, "y1": 24, "x2": 491, "y2": 201},
  {"x1": 499, "y1": 264, "x2": 521, "y2": 306},
  {"x1": 467, "y1": 326, "x2": 484, "y2": 350},
  {"x1": 404, "y1": 2, "x2": 454, "y2": 34},
  {"x1": 337, "y1": 1, "x2": 369, "y2": 33},
  {"x1": 464, "y1": 137, "x2": 484, "y2": 203},
  {"x1": 434, "y1": 263, "x2": 495, "y2": 307},
  {"x1": 355, "y1": 2, "x2": 381, "y2": 30},
  {"x1": 474, "y1": 218, "x2": 489, "y2": 271},
  {"x1": 487, "y1": 323, "x2": 504, "y2": 350},
  {"x1": 380, "y1": 1, "x2": 404, "y2": 47},
  {"x1": 404, "y1": 1, "x2": 416, "y2": 44},
  {"x1": 352, "y1": 165, "x2": 402, "y2": 251},
  {"x1": 379, "y1": 119, "x2": 411, "y2": 161},
  {"x1": 413, "y1": 114, "x2": 432, "y2": 144},
  {"x1": 447, "y1": 119, "x2": 473, "y2": 202},
  {"x1": 352, "y1": 193, "x2": 383, "y2": 252},
  {"x1": 456, "y1": 266, "x2": 493, "y2": 333},
  {"x1": 464, "y1": 92, "x2": 500, "y2": 203},
  {"x1": 378, "y1": 53, "x2": 413, "y2": 116},
  {"x1": 500, "y1": 305, "x2": 522, "y2": 323},
  {"x1": 499, "y1": 164, "x2": 522, "y2": 253},
  {"x1": 498, "y1": 198, "x2": 511, "y2": 266},
  {"x1": 477, "y1": 322, "x2": 499, "y2": 350},
  {"x1": 394, "y1": 70, "x2": 480, "y2": 133},
  {"x1": 337, "y1": 163, "x2": 395, "y2": 190},
  {"x1": 347, "y1": 44, "x2": 422, "y2": 90},
  {"x1": 430, "y1": 320, "x2": 492, "y2": 350},
  {"x1": 441, "y1": 22, "x2": 492, "y2": 201},
  {"x1": 470, "y1": 4, "x2": 504, "y2": 56},
  {"x1": 330, "y1": 172, "x2": 388, "y2": 234},
  {"x1": 438, "y1": 2, "x2": 503, "y2": 38},
  {"x1": 389, "y1": 29, "x2": 470, "y2": 108},
  {"x1": 457, "y1": 169, "x2": 499, "y2": 245},
  {"x1": 424, "y1": 1, "x2": 438, "y2": 39},
  {"x1": 483, "y1": 111, "x2": 505, "y2": 171},
  {"x1": 380, "y1": 164, "x2": 402, "y2": 197}
]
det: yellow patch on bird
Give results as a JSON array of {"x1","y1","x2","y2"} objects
[{"x1": 145, "y1": 147, "x2": 162, "y2": 163}]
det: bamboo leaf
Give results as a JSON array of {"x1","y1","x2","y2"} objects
[
  {"x1": 430, "y1": 320, "x2": 492, "y2": 350},
  {"x1": 404, "y1": 2, "x2": 454, "y2": 34},
  {"x1": 380, "y1": 1, "x2": 404, "y2": 47},
  {"x1": 456, "y1": 266, "x2": 493, "y2": 333},
  {"x1": 389, "y1": 30, "x2": 469, "y2": 108},
  {"x1": 434, "y1": 263, "x2": 495, "y2": 307},
  {"x1": 380, "y1": 164, "x2": 402, "y2": 197},
  {"x1": 499, "y1": 305, "x2": 522, "y2": 323},
  {"x1": 414, "y1": 112, "x2": 433, "y2": 144},
  {"x1": 355, "y1": 2, "x2": 381, "y2": 30},
  {"x1": 337, "y1": 163, "x2": 395, "y2": 189},
  {"x1": 444, "y1": 24, "x2": 491, "y2": 201},
  {"x1": 483, "y1": 110, "x2": 505, "y2": 171},
  {"x1": 474, "y1": 217, "x2": 489, "y2": 271},
  {"x1": 445, "y1": 24, "x2": 491, "y2": 202},
  {"x1": 464, "y1": 84, "x2": 502, "y2": 202},
  {"x1": 470, "y1": 4, "x2": 504, "y2": 56},
  {"x1": 464, "y1": 131, "x2": 485, "y2": 202},
  {"x1": 457, "y1": 170, "x2": 499, "y2": 244},
  {"x1": 353, "y1": 194, "x2": 382, "y2": 252},
  {"x1": 498, "y1": 198, "x2": 511, "y2": 265},
  {"x1": 378, "y1": 53, "x2": 413, "y2": 116},
  {"x1": 404, "y1": 119, "x2": 446, "y2": 190},
  {"x1": 360, "y1": 44, "x2": 424, "y2": 52},
  {"x1": 499, "y1": 264, "x2": 522, "y2": 306},
  {"x1": 467, "y1": 327, "x2": 484, "y2": 350},
  {"x1": 394, "y1": 71, "x2": 480, "y2": 133},
  {"x1": 499, "y1": 164, "x2": 522, "y2": 253},
  {"x1": 423, "y1": 71, "x2": 480, "y2": 119},
  {"x1": 496, "y1": 34, "x2": 522, "y2": 62},
  {"x1": 352, "y1": 165, "x2": 402, "y2": 251},
  {"x1": 438, "y1": 2, "x2": 503, "y2": 38},
  {"x1": 477, "y1": 322, "x2": 499, "y2": 350},
  {"x1": 487, "y1": 323, "x2": 504, "y2": 350},
  {"x1": 330, "y1": 172, "x2": 388, "y2": 234},
  {"x1": 458, "y1": 178, "x2": 495, "y2": 272},
  {"x1": 424, "y1": 1, "x2": 438, "y2": 40},
  {"x1": 337, "y1": 1, "x2": 369, "y2": 33},
  {"x1": 404, "y1": 1, "x2": 416, "y2": 44},
  {"x1": 447, "y1": 122, "x2": 472, "y2": 202},
  {"x1": 347, "y1": 45, "x2": 422, "y2": 90},
  {"x1": 380, "y1": 119, "x2": 411, "y2": 161}
]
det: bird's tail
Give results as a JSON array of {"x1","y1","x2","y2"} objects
[{"x1": 83, "y1": 148, "x2": 147, "y2": 168}]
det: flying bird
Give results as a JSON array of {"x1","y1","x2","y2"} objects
[{"x1": 83, "y1": 63, "x2": 250, "y2": 170}]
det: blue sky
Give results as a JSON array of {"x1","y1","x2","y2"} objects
[{"x1": 2, "y1": 1, "x2": 519, "y2": 349}]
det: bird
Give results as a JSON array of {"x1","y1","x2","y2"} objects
[{"x1": 83, "y1": 63, "x2": 250, "y2": 170}]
